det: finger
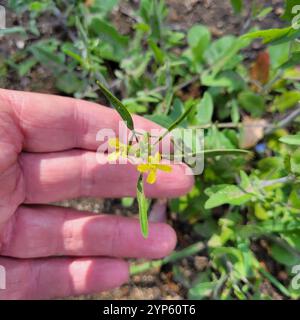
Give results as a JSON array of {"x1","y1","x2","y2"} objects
[
  {"x1": 1, "y1": 205, "x2": 177, "y2": 259},
  {"x1": 20, "y1": 150, "x2": 194, "y2": 203},
  {"x1": 0, "y1": 257, "x2": 128, "y2": 299},
  {"x1": 0, "y1": 88, "x2": 168, "y2": 152}
]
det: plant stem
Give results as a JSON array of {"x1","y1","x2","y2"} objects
[
  {"x1": 192, "y1": 122, "x2": 268, "y2": 130},
  {"x1": 191, "y1": 106, "x2": 300, "y2": 133},
  {"x1": 130, "y1": 241, "x2": 205, "y2": 275},
  {"x1": 260, "y1": 175, "x2": 296, "y2": 188},
  {"x1": 265, "y1": 106, "x2": 300, "y2": 135}
]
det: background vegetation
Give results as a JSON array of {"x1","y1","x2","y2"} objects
[{"x1": 1, "y1": 0, "x2": 300, "y2": 300}]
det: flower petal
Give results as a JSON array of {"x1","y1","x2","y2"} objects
[
  {"x1": 149, "y1": 152, "x2": 161, "y2": 164},
  {"x1": 108, "y1": 138, "x2": 119, "y2": 148},
  {"x1": 147, "y1": 169, "x2": 157, "y2": 184},
  {"x1": 157, "y1": 164, "x2": 172, "y2": 172},
  {"x1": 137, "y1": 164, "x2": 150, "y2": 173}
]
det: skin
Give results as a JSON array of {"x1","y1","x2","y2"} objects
[{"x1": 0, "y1": 89, "x2": 194, "y2": 300}]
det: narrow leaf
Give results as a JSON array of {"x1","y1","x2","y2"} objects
[
  {"x1": 280, "y1": 134, "x2": 300, "y2": 146},
  {"x1": 157, "y1": 103, "x2": 195, "y2": 143},
  {"x1": 137, "y1": 174, "x2": 149, "y2": 238},
  {"x1": 242, "y1": 27, "x2": 300, "y2": 45},
  {"x1": 148, "y1": 39, "x2": 165, "y2": 64},
  {"x1": 273, "y1": 91, "x2": 300, "y2": 112},
  {"x1": 230, "y1": 0, "x2": 243, "y2": 14},
  {"x1": 96, "y1": 80, "x2": 134, "y2": 131},
  {"x1": 278, "y1": 52, "x2": 300, "y2": 70},
  {"x1": 168, "y1": 103, "x2": 195, "y2": 132}
]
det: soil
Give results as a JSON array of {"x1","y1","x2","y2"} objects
[{"x1": 0, "y1": 0, "x2": 287, "y2": 300}]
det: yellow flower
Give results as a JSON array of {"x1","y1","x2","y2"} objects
[
  {"x1": 137, "y1": 152, "x2": 172, "y2": 184},
  {"x1": 108, "y1": 138, "x2": 129, "y2": 161}
]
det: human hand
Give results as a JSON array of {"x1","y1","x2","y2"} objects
[{"x1": 0, "y1": 89, "x2": 193, "y2": 299}]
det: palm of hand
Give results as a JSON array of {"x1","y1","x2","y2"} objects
[{"x1": 0, "y1": 89, "x2": 192, "y2": 299}]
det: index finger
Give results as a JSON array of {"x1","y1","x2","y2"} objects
[{"x1": 0, "y1": 88, "x2": 165, "y2": 152}]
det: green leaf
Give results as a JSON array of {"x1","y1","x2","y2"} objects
[
  {"x1": 62, "y1": 48, "x2": 85, "y2": 66},
  {"x1": 212, "y1": 247, "x2": 248, "y2": 277},
  {"x1": 230, "y1": 99, "x2": 240, "y2": 123},
  {"x1": 258, "y1": 157, "x2": 285, "y2": 179},
  {"x1": 89, "y1": 19, "x2": 128, "y2": 47},
  {"x1": 189, "y1": 282, "x2": 217, "y2": 300},
  {"x1": 168, "y1": 105, "x2": 195, "y2": 132},
  {"x1": 230, "y1": 0, "x2": 243, "y2": 14},
  {"x1": 201, "y1": 71, "x2": 245, "y2": 91},
  {"x1": 148, "y1": 39, "x2": 165, "y2": 64},
  {"x1": 205, "y1": 36, "x2": 237, "y2": 65},
  {"x1": 137, "y1": 174, "x2": 149, "y2": 238},
  {"x1": 274, "y1": 27, "x2": 300, "y2": 45},
  {"x1": 270, "y1": 243, "x2": 300, "y2": 266},
  {"x1": 240, "y1": 170, "x2": 251, "y2": 189},
  {"x1": 269, "y1": 42, "x2": 291, "y2": 69},
  {"x1": 291, "y1": 150, "x2": 300, "y2": 175},
  {"x1": 205, "y1": 126, "x2": 236, "y2": 150},
  {"x1": 96, "y1": 81, "x2": 134, "y2": 131},
  {"x1": 281, "y1": 0, "x2": 300, "y2": 23},
  {"x1": 256, "y1": 7, "x2": 273, "y2": 19},
  {"x1": 205, "y1": 185, "x2": 252, "y2": 209},
  {"x1": 157, "y1": 103, "x2": 196, "y2": 142},
  {"x1": 187, "y1": 24, "x2": 211, "y2": 62},
  {"x1": 260, "y1": 219, "x2": 300, "y2": 233},
  {"x1": 122, "y1": 197, "x2": 134, "y2": 208},
  {"x1": 0, "y1": 27, "x2": 26, "y2": 36},
  {"x1": 280, "y1": 134, "x2": 300, "y2": 146},
  {"x1": 56, "y1": 73, "x2": 83, "y2": 95},
  {"x1": 144, "y1": 114, "x2": 173, "y2": 128},
  {"x1": 29, "y1": 1, "x2": 48, "y2": 12},
  {"x1": 289, "y1": 188, "x2": 300, "y2": 209},
  {"x1": 278, "y1": 52, "x2": 300, "y2": 70},
  {"x1": 75, "y1": 16, "x2": 88, "y2": 45},
  {"x1": 254, "y1": 203, "x2": 269, "y2": 221},
  {"x1": 238, "y1": 91, "x2": 265, "y2": 117},
  {"x1": 91, "y1": 0, "x2": 120, "y2": 15},
  {"x1": 122, "y1": 99, "x2": 148, "y2": 114},
  {"x1": 17, "y1": 58, "x2": 37, "y2": 77},
  {"x1": 197, "y1": 92, "x2": 214, "y2": 125},
  {"x1": 88, "y1": 18, "x2": 128, "y2": 61},
  {"x1": 242, "y1": 27, "x2": 298, "y2": 44},
  {"x1": 29, "y1": 41, "x2": 65, "y2": 67},
  {"x1": 273, "y1": 91, "x2": 300, "y2": 112},
  {"x1": 205, "y1": 36, "x2": 248, "y2": 75},
  {"x1": 283, "y1": 231, "x2": 300, "y2": 251},
  {"x1": 139, "y1": 0, "x2": 166, "y2": 41},
  {"x1": 169, "y1": 98, "x2": 185, "y2": 122}
]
